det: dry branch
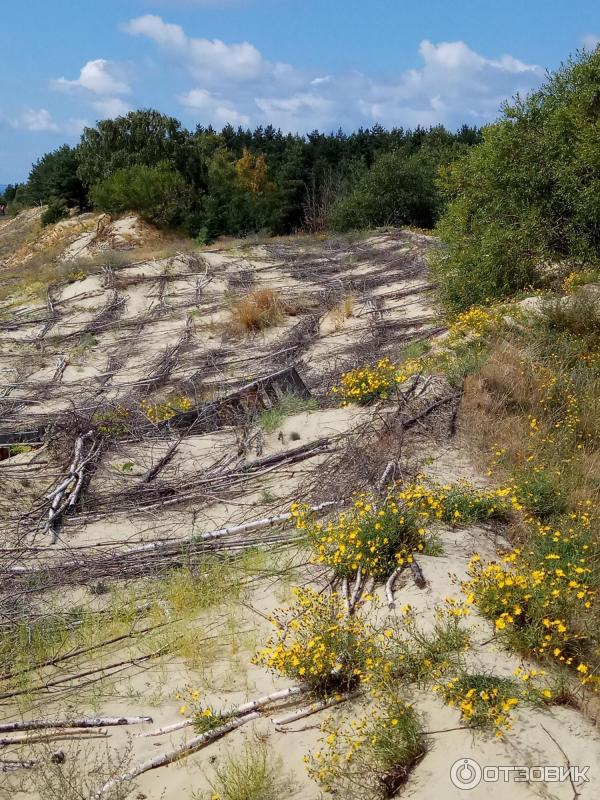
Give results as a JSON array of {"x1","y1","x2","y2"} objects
[
  {"x1": 0, "y1": 716, "x2": 152, "y2": 734},
  {"x1": 138, "y1": 685, "x2": 309, "y2": 738},
  {"x1": 385, "y1": 568, "x2": 402, "y2": 607},
  {"x1": 96, "y1": 712, "x2": 260, "y2": 797},
  {"x1": 273, "y1": 691, "x2": 357, "y2": 728},
  {"x1": 409, "y1": 559, "x2": 427, "y2": 589}
]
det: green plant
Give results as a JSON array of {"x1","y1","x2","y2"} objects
[
  {"x1": 203, "y1": 741, "x2": 295, "y2": 800},
  {"x1": 381, "y1": 606, "x2": 470, "y2": 687},
  {"x1": 41, "y1": 199, "x2": 69, "y2": 227},
  {"x1": 513, "y1": 468, "x2": 566, "y2": 520},
  {"x1": 307, "y1": 694, "x2": 427, "y2": 799},
  {"x1": 90, "y1": 162, "x2": 192, "y2": 228},
  {"x1": 435, "y1": 48, "x2": 600, "y2": 310},
  {"x1": 258, "y1": 394, "x2": 317, "y2": 432},
  {"x1": 7, "y1": 444, "x2": 33, "y2": 456},
  {"x1": 434, "y1": 479, "x2": 511, "y2": 526},
  {"x1": 331, "y1": 140, "x2": 465, "y2": 231}
]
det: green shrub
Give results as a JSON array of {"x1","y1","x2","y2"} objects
[
  {"x1": 513, "y1": 468, "x2": 567, "y2": 519},
  {"x1": 436, "y1": 48, "x2": 600, "y2": 311},
  {"x1": 203, "y1": 742, "x2": 295, "y2": 800},
  {"x1": 331, "y1": 141, "x2": 463, "y2": 231},
  {"x1": 41, "y1": 199, "x2": 69, "y2": 227},
  {"x1": 90, "y1": 162, "x2": 192, "y2": 228}
]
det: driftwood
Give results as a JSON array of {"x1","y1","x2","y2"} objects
[
  {"x1": 96, "y1": 712, "x2": 260, "y2": 797},
  {"x1": 348, "y1": 566, "x2": 363, "y2": 613},
  {"x1": 45, "y1": 430, "x2": 101, "y2": 542},
  {"x1": 1, "y1": 759, "x2": 37, "y2": 772},
  {"x1": 138, "y1": 685, "x2": 308, "y2": 738},
  {"x1": 8, "y1": 500, "x2": 339, "y2": 585},
  {"x1": 409, "y1": 559, "x2": 427, "y2": 589},
  {"x1": 385, "y1": 559, "x2": 426, "y2": 607},
  {"x1": 0, "y1": 729, "x2": 108, "y2": 747},
  {"x1": 273, "y1": 691, "x2": 357, "y2": 728},
  {"x1": 141, "y1": 438, "x2": 181, "y2": 483},
  {"x1": 385, "y1": 568, "x2": 402, "y2": 607},
  {"x1": 0, "y1": 716, "x2": 152, "y2": 734},
  {"x1": 0, "y1": 646, "x2": 168, "y2": 701}
]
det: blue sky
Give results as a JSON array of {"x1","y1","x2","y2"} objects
[{"x1": 1, "y1": 0, "x2": 598, "y2": 182}]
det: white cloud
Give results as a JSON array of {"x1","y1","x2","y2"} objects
[
  {"x1": 120, "y1": 16, "x2": 543, "y2": 132},
  {"x1": 355, "y1": 40, "x2": 543, "y2": 127},
  {"x1": 91, "y1": 97, "x2": 131, "y2": 118},
  {"x1": 52, "y1": 59, "x2": 131, "y2": 96},
  {"x1": 582, "y1": 34, "x2": 600, "y2": 50},
  {"x1": 123, "y1": 15, "x2": 267, "y2": 83},
  {"x1": 179, "y1": 88, "x2": 250, "y2": 125},
  {"x1": 12, "y1": 108, "x2": 87, "y2": 135},
  {"x1": 51, "y1": 59, "x2": 132, "y2": 121}
]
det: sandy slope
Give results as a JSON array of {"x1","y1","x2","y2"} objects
[{"x1": 0, "y1": 224, "x2": 598, "y2": 800}]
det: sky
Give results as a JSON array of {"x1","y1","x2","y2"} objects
[{"x1": 0, "y1": 0, "x2": 598, "y2": 182}]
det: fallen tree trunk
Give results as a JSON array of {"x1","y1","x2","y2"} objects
[
  {"x1": 7, "y1": 500, "x2": 340, "y2": 584},
  {"x1": 0, "y1": 716, "x2": 152, "y2": 734},
  {"x1": 96, "y1": 712, "x2": 260, "y2": 797},
  {"x1": 138, "y1": 685, "x2": 308, "y2": 738},
  {"x1": 273, "y1": 692, "x2": 357, "y2": 728}
]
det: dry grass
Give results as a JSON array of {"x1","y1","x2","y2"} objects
[
  {"x1": 229, "y1": 287, "x2": 286, "y2": 334},
  {"x1": 331, "y1": 294, "x2": 355, "y2": 329},
  {"x1": 460, "y1": 342, "x2": 541, "y2": 459},
  {"x1": 460, "y1": 335, "x2": 600, "y2": 516}
]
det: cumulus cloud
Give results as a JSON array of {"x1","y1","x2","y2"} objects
[
  {"x1": 91, "y1": 97, "x2": 132, "y2": 118},
  {"x1": 51, "y1": 59, "x2": 132, "y2": 121},
  {"x1": 52, "y1": 59, "x2": 131, "y2": 96},
  {"x1": 123, "y1": 15, "x2": 268, "y2": 83},
  {"x1": 12, "y1": 108, "x2": 87, "y2": 135},
  {"x1": 251, "y1": 40, "x2": 541, "y2": 131},
  {"x1": 120, "y1": 16, "x2": 542, "y2": 132},
  {"x1": 179, "y1": 88, "x2": 250, "y2": 125}
]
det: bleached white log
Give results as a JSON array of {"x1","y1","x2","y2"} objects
[
  {"x1": 385, "y1": 567, "x2": 402, "y2": 607},
  {"x1": 273, "y1": 692, "x2": 357, "y2": 727},
  {"x1": 0, "y1": 716, "x2": 152, "y2": 734},
  {"x1": 137, "y1": 685, "x2": 308, "y2": 737},
  {"x1": 96, "y1": 712, "x2": 260, "y2": 796}
]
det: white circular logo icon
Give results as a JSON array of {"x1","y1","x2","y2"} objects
[{"x1": 450, "y1": 758, "x2": 482, "y2": 790}]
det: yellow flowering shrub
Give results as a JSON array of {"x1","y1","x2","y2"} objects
[
  {"x1": 140, "y1": 394, "x2": 193, "y2": 423},
  {"x1": 175, "y1": 687, "x2": 227, "y2": 733},
  {"x1": 446, "y1": 305, "x2": 504, "y2": 346},
  {"x1": 253, "y1": 588, "x2": 379, "y2": 692},
  {"x1": 306, "y1": 695, "x2": 426, "y2": 800},
  {"x1": 463, "y1": 519, "x2": 597, "y2": 684},
  {"x1": 294, "y1": 495, "x2": 425, "y2": 580},
  {"x1": 67, "y1": 269, "x2": 87, "y2": 282},
  {"x1": 396, "y1": 480, "x2": 515, "y2": 527},
  {"x1": 562, "y1": 269, "x2": 600, "y2": 293},
  {"x1": 433, "y1": 673, "x2": 542, "y2": 737},
  {"x1": 293, "y1": 481, "x2": 511, "y2": 585},
  {"x1": 332, "y1": 357, "x2": 420, "y2": 406}
]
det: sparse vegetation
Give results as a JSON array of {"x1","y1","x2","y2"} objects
[
  {"x1": 202, "y1": 741, "x2": 296, "y2": 800},
  {"x1": 258, "y1": 393, "x2": 318, "y2": 432},
  {"x1": 307, "y1": 694, "x2": 427, "y2": 799},
  {"x1": 229, "y1": 287, "x2": 286, "y2": 333}
]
